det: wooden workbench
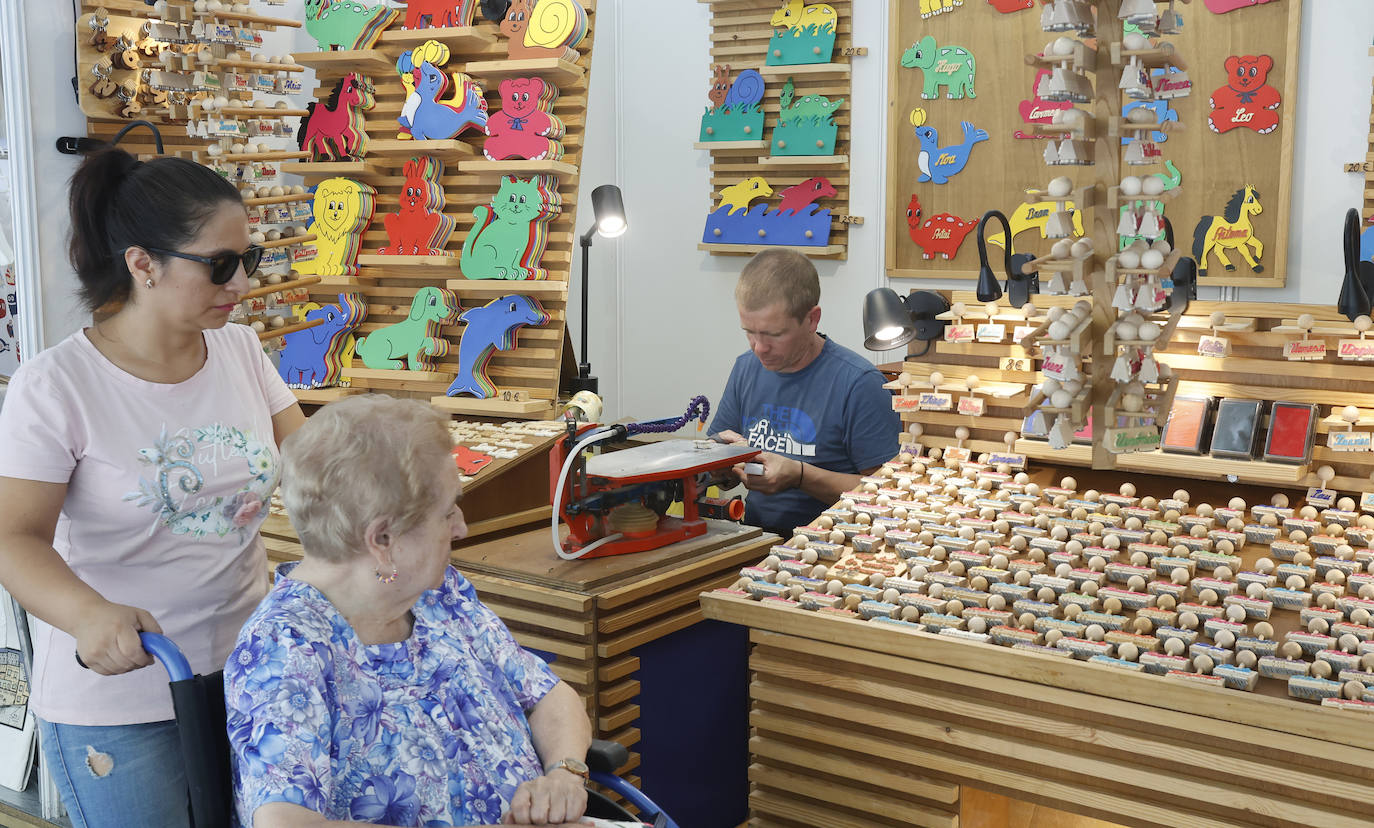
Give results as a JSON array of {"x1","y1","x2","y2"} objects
[{"x1": 699, "y1": 460, "x2": 1374, "y2": 828}]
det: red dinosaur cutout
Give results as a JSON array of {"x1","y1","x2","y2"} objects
[
  {"x1": 776, "y1": 176, "x2": 836, "y2": 216},
  {"x1": 906, "y1": 193, "x2": 976, "y2": 260}
]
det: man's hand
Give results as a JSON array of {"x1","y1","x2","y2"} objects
[
  {"x1": 714, "y1": 430, "x2": 746, "y2": 445},
  {"x1": 737, "y1": 452, "x2": 802, "y2": 495},
  {"x1": 504, "y1": 769, "x2": 588, "y2": 825}
]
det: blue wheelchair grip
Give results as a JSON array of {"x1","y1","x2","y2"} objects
[
  {"x1": 139, "y1": 632, "x2": 193, "y2": 682},
  {"x1": 588, "y1": 772, "x2": 679, "y2": 828}
]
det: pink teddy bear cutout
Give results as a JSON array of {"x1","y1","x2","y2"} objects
[{"x1": 483, "y1": 77, "x2": 566, "y2": 161}]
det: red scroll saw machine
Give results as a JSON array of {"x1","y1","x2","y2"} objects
[{"x1": 550, "y1": 396, "x2": 761, "y2": 560}]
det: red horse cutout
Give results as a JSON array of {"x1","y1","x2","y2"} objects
[{"x1": 296, "y1": 72, "x2": 375, "y2": 161}]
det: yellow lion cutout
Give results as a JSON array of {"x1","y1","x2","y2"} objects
[{"x1": 296, "y1": 177, "x2": 376, "y2": 276}]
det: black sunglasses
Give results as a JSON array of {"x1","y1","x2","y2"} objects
[{"x1": 140, "y1": 245, "x2": 265, "y2": 285}]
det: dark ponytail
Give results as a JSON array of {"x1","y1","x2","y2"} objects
[{"x1": 67, "y1": 147, "x2": 242, "y2": 312}]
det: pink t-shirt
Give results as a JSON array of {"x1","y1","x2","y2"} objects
[{"x1": 0, "y1": 322, "x2": 296, "y2": 725}]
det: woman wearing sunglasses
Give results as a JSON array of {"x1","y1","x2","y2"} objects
[{"x1": 0, "y1": 147, "x2": 305, "y2": 827}]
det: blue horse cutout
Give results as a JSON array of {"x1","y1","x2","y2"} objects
[
  {"x1": 445, "y1": 294, "x2": 550, "y2": 398},
  {"x1": 277, "y1": 294, "x2": 367, "y2": 388},
  {"x1": 399, "y1": 52, "x2": 489, "y2": 141},
  {"x1": 914, "y1": 120, "x2": 988, "y2": 185}
]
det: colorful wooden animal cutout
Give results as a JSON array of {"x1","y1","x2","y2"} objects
[
  {"x1": 989, "y1": 0, "x2": 1033, "y2": 11},
  {"x1": 920, "y1": 0, "x2": 963, "y2": 18},
  {"x1": 277, "y1": 293, "x2": 366, "y2": 388},
  {"x1": 702, "y1": 176, "x2": 832, "y2": 247},
  {"x1": 1015, "y1": 69, "x2": 1072, "y2": 139},
  {"x1": 1120, "y1": 99, "x2": 1177, "y2": 144},
  {"x1": 501, "y1": 0, "x2": 589, "y2": 61},
  {"x1": 484, "y1": 77, "x2": 565, "y2": 160},
  {"x1": 461, "y1": 175, "x2": 562, "y2": 280},
  {"x1": 1192, "y1": 185, "x2": 1264, "y2": 277},
  {"x1": 297, "y1": 178, "x2": 376, "y2": 276},
  {"x1": 379, "y1": 157, "x2": 455, "y2": 255},
  {"x1": 900, "y1": 35, "x2": 976, "y2": 100},
  {"x1": 445, "y1": 294, "x2": 550, "y2": 397},
  {"x1": 356, "y1": 286, "x2": 461, "y2": 371},
  {"x1": 766, "y1": 0, "x2": 837, "y2": 66},
  {"x1": 297, "y1": 72, "x2": 375, "y2": 161},
  {"x1": 909, "y1": 108, "x2": 987, "y2": 185},
  {"x1": 397, "y1": 40, "x2": 489, "y2": 140},
  {"x1": 771, "y1": 78, "x2": 843, "y2": 156},
  {"x1": 1208, "y1": 55, "x2": 1280, "y2": 135},
  {"x1": 906, "y1": 194, "x2": 976, "y2": 260},
  {"x1": 986, "y1": 199, "x2": 1084, "y2": 249},
  {"x1": 1204, "y1": 0, "x2": 1278, "y2": 12},
  {"x1": 452, "y1": 445, "x2": 494, "y2": 475},
  {"x1": 699, "y1": 66, "x2": 766, "y2": 143},
  {"x1": 303, "y1": 0, "x2": 397, "y2": 51},
  {"x1": 402, "y1": 0, "x2": 478, "y2": 28}
]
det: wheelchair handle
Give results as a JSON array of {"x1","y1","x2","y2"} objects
[{"x1": 74, "y1": 631, "x2": 193, "y2": 682}]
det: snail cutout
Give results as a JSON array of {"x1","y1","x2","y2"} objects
[
  {"x1": 356, "y1": 286, "x2": 461, "y2": 371},
  {"x1": 500, "y1": 0, "x2": 589, "y2": 61},
  {"x1": 771, "y1": 77, "x2": 844, "y2": 156},
  {"x1": 297, "y1": 72, "x2": 375, "y2": 161},
  {"x1": 1192, "y1": 185, "x2": 1264, "y2": 278},
  {"x1": 699, "y1": 66, "x2": 766, "y2": 143},
  {"x1": 703, "y1": 175, "x2": 834, "y2": 247},
  {"x1": 277, "y1": 293, "x2": 367, "y2": 389},
  {"x1": 766, "y1": 0, "x2": 838, "y2": 66},
  {"x1": 402, "y1": 0, "x2": 479, "y2": 29},
  {"x1": 461, "y1": 175, "x2": 562, "y2": 280},
  {"x1": 909, "y1": 108, "x2": 988, "y2": 185},
  {"x1": 396, "y1": 40, "x2": 489, "y2": 141},
  {"x1": 1338, "y1": 207, "x2": 1374, "y2": 322},
  {"x1": 445, "y1": 294, "x2": 551, "y2": 398},
  {"x1": 974, "y1": 211, "x2": 1038, "y2": 307},
  {"x1": 303, "y1": 0, "x2": 397, "y2": 51}
]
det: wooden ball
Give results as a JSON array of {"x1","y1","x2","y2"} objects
[
  {"x1": 1085, "y1": 623, "x2": 1105, "y2": 642},
  {"x1": 1346, "y1": 680, "x2": 1367, "y2": 700},
  {"x1": 1045, "y1": 629, "x2": 1064, "y2": 646},
  {"x1": 1215, "y1": 630, "x2": 1236, "y2": 649},
  {"x1": 1179, "y1": 612, "x2": 1199, "y2": 630},
  {"x1": 1104, "y1": 597, "x2": 1123, "y2": 615},
  {"x1": 1280, "y1": 641, "x2": 1303, "y2": 660},
  {"x1": 1193, "y1": 654, "x2": 1214, "y2": 675},
  {"x1": 1340, "y1": 634, "x2": 1361, "y2": 653},
  {"x1": 1156, "y1": 594, "x2": 1176, "y2": 612},
  {"x1": 1019, "y1": 612, "x2": 1037, "y2": 629},
  {"x1": 1253, "y1": 622, "x2": 1274, "y2": 640},
  {"x1": 1164, "y1": 638, "x2": 1185, "y2": 657},
  {"x1": 1312, "y1": 660, "x2": 1333, "y2": 680},
  {"x1": 1226, "y1": 604, "x2": 1247, "y2": 623}
]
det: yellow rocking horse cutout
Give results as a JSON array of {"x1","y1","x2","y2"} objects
[{"x1": 1192, "y1": 184, "x2": 1264, "y2": 278}]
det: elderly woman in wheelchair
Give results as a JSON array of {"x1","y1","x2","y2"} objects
[{"x1": 225, "y1": 395, "x2": 593, "y2": 827}]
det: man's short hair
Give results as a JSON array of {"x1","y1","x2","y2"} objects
[{"x1": 734, "y1": 249, "x2": 820, "y2": 321}]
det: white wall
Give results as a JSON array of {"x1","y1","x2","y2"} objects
[{"x1": 16, "y1": 1, "x2": 1374, "y2": 416}]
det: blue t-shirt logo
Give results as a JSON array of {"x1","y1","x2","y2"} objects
[{"x1": 746, "y1": 406, "x2": 818, "y2": 457}]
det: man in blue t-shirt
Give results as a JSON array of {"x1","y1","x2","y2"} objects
[{"x1": 709, "y1": 250, "x2": 900, "y2": 536}]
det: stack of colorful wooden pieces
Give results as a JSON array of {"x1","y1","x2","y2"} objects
[
  {"x1": 397, "y1": 40, "x2": 490, "y2": 141},
  {"x1": 356, "y1": 286, "x2": 462, "y2": 371},
  {"x1": 445, "y1": 294, "x2": 551, "y2": 398},
  {"x1": 501, "y1": 0, "x2": 589, "y2": 61},
  {"x1": 297, "y1": 177, "x2": 377, "y2": 276},
  {"x1": 703, "y1": 175, "x2": 835, "y2": 247},
  {"x1": 303, "y1": 0, "x2": 397, "y2": 51},
  {"x1": 770, "y1": 77, "x2": 844, "y2": 157},
  {"x1": 460, "y1": 175, "x2": 562, "y2": 280},
  {"x1": 484, "y1": 77, "x2": 566, "y2": 161},
  {"x1": 448, "y1": 417, "x2": 567, "y2": 483},
  {"x1": 277, "y1": 293, "x2": 368, "y2": 389},
  {"x1": 297, "y1": 72, "x2": 376, "y2": 161},
  {"x1": 378, "y1": 157, "x2": 455, "y2": 255}
]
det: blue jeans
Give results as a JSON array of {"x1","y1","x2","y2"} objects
[{"x1": 37, "y1": 718, "x2": 190, "y2": 828}]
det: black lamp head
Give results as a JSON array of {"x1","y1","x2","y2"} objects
[
  {"x1": 480, "y1": 0, "x2": 512, "y2": 22},
  {"x1": 863, "y1": 288, "x2": 917, "y2": 351},
  {"x1": 1169, "y1": 256, "x2": 1196, "y2": 312},
  {"x1": 1339, "y1": 207, "x2": 1374, "y2": 322},
  {"x1": 906, "y1": 290, "x2": 951, "y2": 345},
  {"x1": 590, "y1": 184, "x2": 627, "y2": 238}
]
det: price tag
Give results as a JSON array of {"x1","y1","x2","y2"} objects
[
  {"x1": 999, "y1": 356, "x2": 1032, "y2": 372},
  {"x1": 1196, "y1": 335, "x2": 1230, "y2": 358}
]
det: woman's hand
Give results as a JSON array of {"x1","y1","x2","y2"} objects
[
  {"x1": 503, "y1": 768, "x2": 589, "y2": 825},
  {"x1": 71, "y1": 600, "x2": 162, "y2": 675}
]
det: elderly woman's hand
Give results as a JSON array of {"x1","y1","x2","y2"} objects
[{"x1": 503, "y1": 768, "x2": 589, "y2": 825}]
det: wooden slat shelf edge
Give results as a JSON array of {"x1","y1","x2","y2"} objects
[
  {"x1": 466, "y1": 58, "x2": 585, "y2": 86},
  {"x1": 377, "y1": 25, "x2": 497, "y2": 49},
  {"x1": 693, "y1": 140, "x2": 770, "y2": 151},
  {"x1": 757, "y1": 154, "x2": 849, "y2": 167},
  {"x1": 354, "y1": 254, "x2": 461, "y2": 269},
  {"x1": 757, "y1": 63, "x2": 853, "y2": 79},
  {"x1": 444, "y1": 279, "x2": 568, "y2": 294},
  {"x1": 367, "y1": 139, "x2": 475, "y2": 163},
  {"x1": 291, "y1": 386, "x2": 361, "y2": 404},
  {"x1": 429, "y1": 395, "x2": 556, "y2": 416},
  {"x1": 698, "y1": 243, "x2": 845, "y2": 257},
  {"x1": 289, "y1": 50, "x2": 394, "y2": 75},
  {"x1": 457, "y1": 159, "x2": 580, "y2": 177}
]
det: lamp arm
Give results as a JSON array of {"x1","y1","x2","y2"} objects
[{"x1": 976, "y1": 209, "x2": 1013, "y2": 278}]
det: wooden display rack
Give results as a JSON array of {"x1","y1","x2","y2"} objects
[{"x1": 697, "y1": 0, "x2": 857, "y2": 261}]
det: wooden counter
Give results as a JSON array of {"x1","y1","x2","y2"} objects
[{"x1": 701, "y1": 590, "x2": 1374, "y2": 828}]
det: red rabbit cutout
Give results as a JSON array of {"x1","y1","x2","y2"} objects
[{"x1": 379, "y1": 157, "x2": 453, "y2": 255}]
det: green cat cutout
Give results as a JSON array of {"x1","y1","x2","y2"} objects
[{"x1": 460, "y1": 176, "x2": 559, "y2": 280}]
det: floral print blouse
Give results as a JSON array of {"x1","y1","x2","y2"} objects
[{"x1": 226, "y1": 562, "x2": 560, "y2": 826}]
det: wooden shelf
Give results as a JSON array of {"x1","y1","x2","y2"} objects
[
  {"x1": 758, "y1": 155, "x2": 848, "y2": 167},
  {"x1": 280, "y1": 161, "x2": 386, "y2": 184},
  {"x1": 259, "y1": 233, "x2": 316, "y2": 250},
  {"x1": 291, "y1": 386, "x2": 362, "y2": 405},
  {"x1": 466, "y1": 58, "x2": 585, "y2": 86},
  {"x1": 1113, "y1": 451, "x2": 1307, "y2": 486},
  {"x1": 694, "y1": 140, "x2": 769, "y2": 151},
  {"x1": 698, "y1": 243, "x2": 845, "y2": 258},
  {"x1": 1013, "y1": 439, "x2": 1093, "y2": 464},
  {"x1": 185, "y1": 9, "x2": 301, "y2": 28},
  {"x1": 457, "y1": 159, "x2": 579, "y2": 177},
  {"x1": 217, "y1": 59, "x2": 306, "y2": 73},
  {"x1": 289, "y1": 50, "x2": 394, "y2": 76},
  {"x1": 758, "y1": 63, "x2": 852, "y2": 80},
  {"x1": 347, "y1": 367, "x2": 454, "y2": 384},
  {"x1": 378, "y1": 25, "x2": 497, "y2": 51},
  {"x1": 355, "y1": 254, "x2": 460, "y2": 270},
  {"x1": 219, "y1": 107, "x2": 309, "y2": 118},
  {"x1": 243, "y1": 193, "x2": 312, "y2": 207},
  {"x1": 445, "y1": 279, "x2": 568, "y2": 295},
  {"x1": 212, "y1": 151, "x2": 309, "y2": 163},
  {"x1": 430, "y1": 395, "x2": 556, "y2": 416},
  {"x1": 242, "y1": 275, "x2": 321, "y2": 301},
  {"x1": 367, "y1": 139, "x2": 475, "y2": 164}
]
